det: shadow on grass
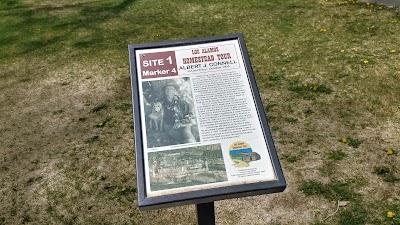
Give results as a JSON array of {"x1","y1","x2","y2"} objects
[{"x1": 0, "y1": 0, "x2": 135, "y2": 59}]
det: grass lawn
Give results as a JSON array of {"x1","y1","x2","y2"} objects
[{"x1": 1, "y1": 0, "x2": 399, "y2": 224}]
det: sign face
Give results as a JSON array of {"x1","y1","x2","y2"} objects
[{"x1": 128, "y1": 34, "x2": 286, "y2": 210}]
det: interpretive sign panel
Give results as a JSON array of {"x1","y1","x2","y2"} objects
[{"x1": 128, "y1": 34, "x2": 286, "y2": 210}]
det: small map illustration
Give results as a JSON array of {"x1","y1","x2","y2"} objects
[{"x1": 229, "y1": 141, "x2": 261, "y2": 168}]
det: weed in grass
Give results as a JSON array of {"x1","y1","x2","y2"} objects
[
  {"x1": 285, "y1": 117, "x2": 298, "y2": 123},
  {"x1": 26, "y1": 176, "x2": 43, "y2": 185},
  {"x1": 74, "y1": 38, "x2": 101, "y2": 48},
  {"x1": 373, "y1": 166, "x2": 398, "y2": 183},
  {"x1": 384, "y1": 148, "x2": 395, "y2": 155},
  {"x1": 271, "y1": 126, "x2": 280, "y2": 131},
  {"x1": 267, "y1": 115, "x2": 276, "y2": 122},
  {"x1": 118, "y1": 186, "x2": 137, "y2": 196},
  {"x1": 340, "y1": 137, "x2": 362, "y2": 148},
  {"x1": 303, "y1": 109, "x2": 314, "y2": 117},
  {"x1": 268, "y1": 73, "x2": 284, "y2": 83},
  {"x1": 264, "y1": 103, "x2": 277, "y2": 113},
  {"x1": 263, "y1": 105, "x2": 269, "y2": 113},
  {"x1": 304, "y1": 84, "x2": 333, "y2": 94},
  {"x1": 130, "y1": 124, "x2": 134, "y2": 132},
  {"x1": 18, "y1": 77, "x2": 32, "y2": 83},
  {"x1": 276, "y1": 11, "x2": 296, "y2": 36},
  {"x1": 288, "y1": 83, "x2": 307, "y2": 95},
  {"x1": 314, "y1": 84, "x2": 333, "y2": 94},
  {"x1": 346, "y1": 18, "x2": 381, "y2": 36},
  {"x1": 91, "y1": 103, "x2": 108, "y2": 113},
  {"x1": 338, "y1": 109, "x2": 352, "y2": 121},
  {"x1": 115, "y1": 102, "x2": 132, "y2": 112},
  {"x1": 268, "y1": 223, "x2": 282, "y2": 225},
  {"x1": 22, "y1": 213, "x2": 32, "y2": 224},
  {"x1": 347, "y1": 138, "x2": 362, "y2": 148},
  {"x1": 286, "y1": 104, "x2": 295, "y2": 113},
  {"x1": 53, "y1": 109, "x2": 63, "y2": 115},
  {"x1": 386, "y1": 211, "x2": 395, "y2": 218},
  {"x1": 338, "y1": 205, "x2": 368, "y2": 225},
  {"x1": 319, "y1": 162, "x2": 336, "y2": 177},
  {"x1": 0, "y1": 166, "x2": 9, "y2": 172},
  {"x1": 10, "y1": 196, "x2": 17, "y2": 217},
  {"x1": 281, "y1": 154, "x2": 298, "y2": 163},
  {"x1": 28, "y1": 161, "x2": 39, "y2": 171},
  {"x1": 311, "y1": 222, "x2": 327, "y2": 225},
  {"x1": 11, "y1": 184, "x2": 18, "y2": 192},
  {"x1": 264, "y1": 72, "x2": 284, "y2": 88},
  {"x1": 383, "y1": 203, "x2": 400, "y2": 224},
  {"x1": 300, "y1": 180, "x2": 361, "y2": 201},
  {"x1": 100, "y1": 175, "x2": 108, "y2": 181},
  {"x1": 306, "y1": 138, "x2": 313, "y2": 145},
  {"x1": 300, "y1": 149, "x2": 309, "y2": 155},
  {"x1": 300, "y1": 180, "x2": 326, "y2": 196},
  {"x1": 104, "y1": 183, "x2": 115, "y2": 191},
  {"x1": 288, "y1": 82, "x2": 332, "y2": 99},
  {"x1": 85, "y1": 135, "x2": 99, "y2": 144},
  {"x1": 374, "y1": 166, "x2": 389, "y2": 174},
  {"x1": 327, "y1": 150, "x2": 347, "y2": 161},
  {"x1": 60, "y1": 81, "x2": 70, "y2": 86},
  {"x1": 96, "y1": 115, "x2": 113, "y2": 128}
]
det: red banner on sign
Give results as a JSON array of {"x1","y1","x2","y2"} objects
[{"x1": 140, "y1": 51, "x2": 178, "y2": 79}]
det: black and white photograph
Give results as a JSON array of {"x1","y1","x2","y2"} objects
[
  {"x1": 142, "y1": 77, "x2": 200, "y2": 148},
  {"x1": 148, "y1": 144, "x2": 227, "y2": 192}
]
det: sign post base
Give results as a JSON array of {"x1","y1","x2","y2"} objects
[{"x1": 196, "y1": 202, "x2": 215, "y2": 225}]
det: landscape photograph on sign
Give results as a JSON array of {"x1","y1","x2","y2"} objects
[
  {"x1": 148, "y1": 144, "x2": 228, "y2": 191},
  {"x1": 142, "y1": 77, "x2": 200, "y2": 148}
]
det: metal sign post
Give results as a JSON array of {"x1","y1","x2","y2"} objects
[{"x1": 196, "y1": 202, "x2": 215, "y2": 225}]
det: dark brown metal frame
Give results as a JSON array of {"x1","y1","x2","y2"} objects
[{"x1": 128, "y1": 33, "x2": 286, "y2": 211}]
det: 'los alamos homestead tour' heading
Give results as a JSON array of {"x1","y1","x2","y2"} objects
[{"x1": 139, "y1": 46, "x2": 238, "y2": 79}]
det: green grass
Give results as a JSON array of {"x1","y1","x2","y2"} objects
[
  {"x1": 381, "y1": 203, "x2": 400, "y2": 225},
  {"x1": 300, "y1": 179, "x2": 362, "y2": 202},
  {"x1": 281, "y1": 154, "x2": 299, "y2": 163},
  {"x1": 285, "y1": 117, "x2": 299, "y2": 123},
  {"x1": 84, "y1": 135, "x2": 100, "y2": 144},
  {"x1": 115, "y1": 102, "x2": 132, "y2": 112},
  {"x1": 90, "y1": 103, "x2": 108, "y2": 113},
  {"x1": 319, "y1": 162, "x2": 336, "y2": 177},
  {"x1": 26, "y1": 176, "x2": 43, "y2": 185},
  {"x1": 301, "y1": 179, "x2": 369, "y2": 225},
  {"x1": 374, "y1": 165, "x2": 399, "y2": 183},
  {"x1": 337, "y1": 206, "x2": 368, "y2": 225},
  {"x1": 327, "y1": 150, "x2": 347, "y2": 161},
  {"x1": 346, "y1": 137, "x2": 363, "y2": 148},
  {"x1": 1, "y1": 0, "x2": 400, "y2": 224}
]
